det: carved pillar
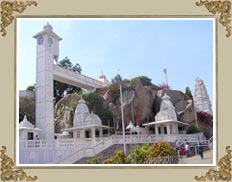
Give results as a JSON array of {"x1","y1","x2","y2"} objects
[
  {"x1": 155, "y1": 125, "x2": 159, "y2": 135},
  {"x1": 99, "y1": 128, "x2": 103, "y2": 138},
  {"x1": 167, "y1": 124, "x2": 171, "y2": 134}
]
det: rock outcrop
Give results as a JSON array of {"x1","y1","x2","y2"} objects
[
  {"x1": 96, "y1": 81, "x2": 196, "y2": 127},
  {"x1": 25, "y1": 79, "x2": 197, "y2": 133}
]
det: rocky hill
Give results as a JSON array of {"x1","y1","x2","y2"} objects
[
  {"x1": 54, "y1": 80, "x2": 197, "y2": 132},
  {"x1": 19, "y1": 80, "x2": 212, "y2": 138}
]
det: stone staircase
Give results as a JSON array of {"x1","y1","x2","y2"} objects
[{"x1": 75, "y1": 144, "x2": 141, "y2": 164}]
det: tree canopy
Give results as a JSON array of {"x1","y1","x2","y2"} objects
[
  {"x1": 111, "y1": 74, "x2": 122, "y2": 84},
  {"x1": 58, "y1": 57, "x2": 82, "y2": 73},
  {"x1": 130, "y1": 76, "x2": 152, "y2": 86},
  {"x1": 26, "y1": 84, "x2": 35, "y2": 92},
  {"x1": 83, "y1": 92, "x2": 113, "y2": 126},
  {"x1": 185, "y1": 86, "x2": 193, "y2": 100}
]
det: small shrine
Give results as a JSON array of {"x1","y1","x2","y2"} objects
[
  {"x1": 143, "y1": 93, "x2": 189, "y2": 134},
  {"x1": 19, "y1": 115, "x2": 40, "y2": 140},
  {"x1": 64, "y1": 98, "x2": 109, "y2": 143}
]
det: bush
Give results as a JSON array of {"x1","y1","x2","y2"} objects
[
  {"x1": 145, "y1": 142, "x2": 177, "y2": 163},
  {"x1": 86, "y1": 157, "x2": 102, "y2": 164},
  {"x1": 129, "y1": 144, "x2": 150, "y2": 164},
  {"x1": 103, "y1": 142, "x2": 177, "y2": 164},
  {"x1": 186, "y1": 124, "x2": 201, "y2": 134},
  {"x1": 103, "y1": 150, "x2": 130, "y2": 164},
  {"x1": 197, "y1": 112, "x2": 213, "y2": 127}
]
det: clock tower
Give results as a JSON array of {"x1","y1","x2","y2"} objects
[{"x1": 33, "y1": 23, "x2": 62, "y2": 139}]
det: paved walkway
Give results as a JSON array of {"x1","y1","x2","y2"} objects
[{"x1": 179, "y1": 150, "x2": 213, "y2": 164}]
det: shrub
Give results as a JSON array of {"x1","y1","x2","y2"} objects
[
  {"x1": 103, "y1": 150, "x2": 130, "y2": 164},
  {"x1": 186, "y1": 124, "x2": 201, "y2": 134},
  {"x1": 129, "y1": 144, "x2": 150, "y2": 164},
  {"x1": 145, "y1": 142, "x2": 177, "y2": 163},
  {"x1": 86, "y1": 157, "x2": 102, "y2": 164},
  {"x1": 197, "y1": 111, "x2": 213, "y2": 127}
]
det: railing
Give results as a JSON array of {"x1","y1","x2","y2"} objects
[
  {"x1": 207, "y1": 136, "x2": 213, "y2": 150},
  {"x1": 53, "y1": 65, "x2": 109, "y2": 88},
  {"x1": 19, "y1": 133, "x2": 205, "y2": 164}
]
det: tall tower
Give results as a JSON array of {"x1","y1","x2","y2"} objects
[
  {"x1": 194, "y1": 77, "x2": 212, "y2": 113},
  {"x1": 33, "y1": 23, "x2": 62, "y2": 139}
]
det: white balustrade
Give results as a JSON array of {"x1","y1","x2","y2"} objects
[{"x1": 19, "y1": 133, "x2": 205, "y2": 164}]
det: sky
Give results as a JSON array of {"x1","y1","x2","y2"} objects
[{"x1": 17, "y1": 18, "x2": 215, "y2": 106}]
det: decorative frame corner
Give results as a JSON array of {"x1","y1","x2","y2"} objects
[
  {"x1": 196, "y1": 0, "x2": 231, "y2": 38},
  {"x1": 195, "y1": 146, "x2": 232, "y2": 181},
  {"x1": 0, "y1": 146, "x2": 38, "y2": 181},
  {"x1": 0, "y1": 0, "x2": 38, "y2": 37}
]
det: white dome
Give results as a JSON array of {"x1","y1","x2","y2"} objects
[
  {"x1": 73, "y1": 98, "x2": 90, "y2": 127},
  {"x1": 155, "y1": 93, "x2": 177, "y2": 121},
  {"x1": 75, "y1": 98, "x2": 90, "y2": 114},
  {"x1": 85, "y1": 112, "x2": 102, "y2": 125}
]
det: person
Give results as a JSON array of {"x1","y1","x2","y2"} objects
[
  {"x1": 185, "y1": 142, "x2": 190, "y2": 157},
  {"x1": 198, "y1": 144, "x2": 204, "y2": 159},
  {"x1": 184, "y1": 139, "x2": 187, "y2": 145},
  {"x1": 179, "y1": 145, "x2": 185, "y2": 158},
  {"x1": 175, "y1": 140, "x2": 179, "y2": 148}
]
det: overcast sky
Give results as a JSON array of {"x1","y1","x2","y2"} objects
[{"x1": 17, "y1": 18, "x2": 215, "y2": 106}]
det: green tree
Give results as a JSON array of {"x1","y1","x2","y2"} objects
[
  {"x1": 26, "y1": 84, "x2": 36, "y2": 92},
  {"x1": 58, "y1": 57, "x2": 82, "y2": 73},
  {"x1": 111, "y1": 74, "x2": 122, "y2": 84},
  {"x1": 185, "y1": 86, "x2": 193, "y2": 100},
  {"x1": 83, "y1": 93, "x2": 113, "y2": 126},
  {"x1": 54, "y1": 57, "x2": 82, "y2": 102},
  {"x1": 130, "y1": 76, "x2": 152, "y2": 86}
]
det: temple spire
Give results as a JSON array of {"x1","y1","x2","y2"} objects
[{"x1": 194, "y1": 77, "x2": 212, "y2": 113}]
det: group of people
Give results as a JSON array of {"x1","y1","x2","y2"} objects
[{"x1": 175, "y1": 139, "x2": 204, "y2": 159}]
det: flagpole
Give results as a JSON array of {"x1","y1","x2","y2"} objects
[
  {"x1": 163, "y1": 68, "x2": 168, "y2": 88},
  {"x1": 120, "y1": 84, "x2": 126, "y2": 155}
]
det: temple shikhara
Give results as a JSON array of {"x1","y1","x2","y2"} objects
[
  {"x1": 19, "y1": 23, "x2": 213, "y2": 165},
  {"x1": 194, "y1": 77, "x2": 212, "y2": 114}
]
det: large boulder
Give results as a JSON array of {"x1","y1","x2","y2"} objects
[{"x1": 97, "y1": 82, "x2": 156, "y2": 126}]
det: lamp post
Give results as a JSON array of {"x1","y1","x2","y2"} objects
[
  {"x1": 120, "y1": 84, "x2": 126, "y2": 155},
  {"x1": 163, "y1": 68, "x2": 168, "y2": 88}
]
